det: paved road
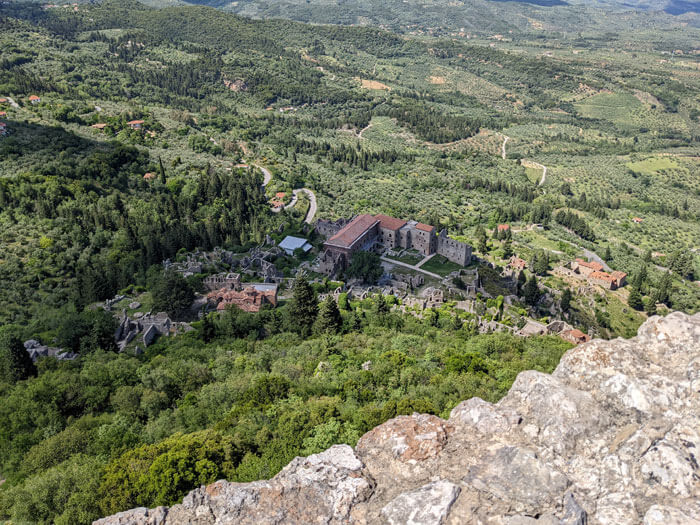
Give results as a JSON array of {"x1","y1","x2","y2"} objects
[
  {"x1": 380, "y1": 256, "x2": 442, "y2": 280},
  {"x1": 256, "y1": 165, "x2": 272, "y2": 187},
  {"x1": 259, "y1": 164, "x2": 317, "y2": 224},
  {"x1": 289, "y1": 188, "x2": 317, "y2": 224}
]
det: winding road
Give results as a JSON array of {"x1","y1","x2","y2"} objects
[
  {"x1": 501, "y1": 135, "x2": 509, "y2": 160},
  {"x1": 257, "y1": 164, "x2": 317, "y2": 224}
]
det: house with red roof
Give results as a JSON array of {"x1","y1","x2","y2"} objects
[
  {"x1": 0, "y1": 111, "x2": 6, "y2": 119},
  {"x1": 561, "y1": 329, "x2": 591, "y2": 345},
  {"x1": 143, "y1": 172, "x2": 156, "y2": 181},
  {"x1": 127, "y1": 119, "x2": 144, "y2": 129},
  {"x1": 29, "y1": 95, "x2": 41, "y2": 104},
  {"x1": 0, "y1": 122, "x2": 7, "y2": 136},
  {"x1": 497, "y1": 224, "x2": 510, "y2": 233},
  {"x1": 572, "y1": 258, "x2": 604, "y2": 277}
]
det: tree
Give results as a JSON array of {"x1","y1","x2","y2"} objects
[
  {"x1": 345, "y1": 251, "x2": 383, "y2": 285},
  {"x1": 603, "y1": 245, "x2": 612, "y2": 262},
  {"x1": 502, "y1": 238, "x2": 513, "y2": 259},
  {"x1": 200, "y1": 313, "x2": 216, "y2": 343},
  {"x1": 644, "y1": 295, "x2": 657, "y2": 316},
  {"x1": 158, "y1": 156, "x2": 166, "y2": 185},
  {"x1": 288, "y1": 275, "x2": 318, "y2": 336},
  {"x1": 656, "y1": 272, "x2": 673, "y2": 306},
  {"x1": 315, "y1": 296, "x2": 342, "y2": 335},
  {"x1": 475, "y1": 225, "x2": 488, "y2": 254},
  {"x1": 0, "y1": 326, "x2": 36, "y2": 384},
  {"x1": 523, "y1": 276, "x2": 540, "y2": 306},
  {"x1": 151, "y1": 271, "x2": 195, "y2": 318},
  {"x1": 530, "y1": 250, "x2": 549, "y2": 276},
  {"x1": 374, "y1": 294, "x2": 390, "y2": 318},
  {"x1": 517, "y1": 270, "x2": 527, "y2": 295},
  {"x1": 628, "y1": 288, "x2": 643, "y2": 311},
  {"x1": 560, "y1": 288, "x2": 572, "y2": 312}
]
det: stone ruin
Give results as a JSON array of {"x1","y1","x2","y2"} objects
[
  {"x1": 239, "y1": 246, "x2": 283, "y2": 283},
  {"x1": 114, "y1": 310, "x2": 174, "y2": 351},
  {"x1": 203, "y1": 272, "x2": 241, "y2": 292},
  {"x1": 23, "y1": 339, "x2": 76, "y2": 362},
  {"x1": 164, "y1": 247, "x2": 238, "y2": 277},
  {"x1": 315, "y1": 217, "x2": 354, "y2": 239}
]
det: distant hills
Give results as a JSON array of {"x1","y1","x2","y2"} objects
[{"x1": 166, "y1": 0, "x2": 700, "y2": 33}]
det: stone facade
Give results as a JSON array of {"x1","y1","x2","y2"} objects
[
  {"x1": 437, "y1": 229, "x2": 472, "y2": 266},
  {"x1": 318, "y1": 214, "x2": 471, "y2": 276}
]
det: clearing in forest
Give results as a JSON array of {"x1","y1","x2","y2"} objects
[{"x1": 356, "y1": 78, "x2": 391, "y2": 90}]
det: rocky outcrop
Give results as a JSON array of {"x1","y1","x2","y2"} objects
[{"x1": 95, "y1": 312, "x2": 700, "y2": 525}]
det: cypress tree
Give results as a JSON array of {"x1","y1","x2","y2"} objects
[
  {"x1": 289, "y1": 275, "x2": 318, "y2": 336},
  {"x1": 628, "y1": 288, "x2": 643, "y2": 311},
  {"x1": 561, "y1": 288, "x2": 572, "y2": 312},
  {"x1": 524, "y1": 276, "x2": 540, "y2": 306},
  {"x1": 158, "y1": 156, "x2": 167, "y2": 185},
  {"x1": 315, "y1": 296, "x2": 342, "y2": 335}
]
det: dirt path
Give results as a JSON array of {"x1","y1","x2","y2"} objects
[
  {"x1": 6, "y1": 97, "x2": 19, "y2": 109},
  {"x1": 358, "y1": 122, "x2": 373, "y2": 139},
  {"x1": 501, "y1": 135, "x2": 509, "y2": 159},
  {"x1": 539, "y1": 165, "x2": 547, "y2": 186}
]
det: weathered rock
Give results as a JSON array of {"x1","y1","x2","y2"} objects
[
  {"x1": 380, "y1": 480, "x2": 460, "y2": 525},
  {"x1": 97, "y1": 313, "x2": 700, "y2": 525},
  {"x1": 464, "y1": 445, "x2": 569, "y2": 514}
]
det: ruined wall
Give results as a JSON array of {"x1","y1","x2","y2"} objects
[
  {"x1": 437, "y1": 229, "x2": 472, "y2": 266},
  {"x1": 97, "y1": 312, "x2": 700, "y2": 525}
]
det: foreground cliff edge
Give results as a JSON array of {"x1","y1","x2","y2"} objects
[{"x1": 96, "y1": 312, "x2": 700, "y2": 525}]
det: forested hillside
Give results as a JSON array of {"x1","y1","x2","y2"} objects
[{"x1": 0, "y1": 1, "x2": 699, "y2": 522}]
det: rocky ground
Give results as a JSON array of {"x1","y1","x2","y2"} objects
[{"x1": 96, "y1": 312, "x2": 700, "y2": 525}]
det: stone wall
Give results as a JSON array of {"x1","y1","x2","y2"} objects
[
  {"x1": 437, "y1": 229, "x2": 472, "y2": 266},
  {"x1": 96, "y1": 312, "x2": 700, "y2": 525}
]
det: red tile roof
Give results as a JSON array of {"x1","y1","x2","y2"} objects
[
  {"x1": 0, "y1": 98, "x2": 7, "y2": 103},
  {"x1": 575, "y1": 258, "x2": 604, "y2": 272},
  {"x1": 415, "y1": 222, "x2": 434, "y2": 232},
  {"x1": 143, "y1": 172, "x2": 156, "y2": 180},
  {"x1": 275, "y1": 192, "x2": 286, "y2": 199},
  {"x1": 0, "y1": 111, "x2": 6, "y2": 117},
  {"x1": 127, "y1": 119, "x2": 144, "y2": 125},
  {"x1": 91, "y1": 123, "x2": 107, "y2": 129},
  {"x1": 497, "y1": 224, "x2": 510, "y2": 232},
  {"x1": 510, "y1": 257, "x2": 527, "y2": 269},
  {"x1": 611, "y1": 271, "x2": 627, "y2": 280},
  {"x1": 375, "y1": 214, "x2": 406, "y2": 231},
  {"x1": 327, "y1": 214, "x2": 378, "y2": 248},
  {"x1": 589, "y1": 271, "x2": 616, "y2": 282},
  {"x1": 29, "y1": 95, "x2": 40, "y2": 101}
]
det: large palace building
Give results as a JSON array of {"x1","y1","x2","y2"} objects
[{"x1": 317, "y1": 214, "x2": 471, "y2": 276}]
